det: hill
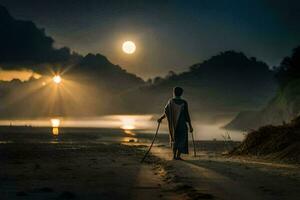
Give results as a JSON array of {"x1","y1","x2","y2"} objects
[
  {"x1": 119, "y1": 51, "x2": 276, "y2": 119},
  {"x1": 225, "y1": 46, "x2": 300, "y2": 130},
  {"x1": 225, "y1": 79, "x2": 300, "y2": 130}
]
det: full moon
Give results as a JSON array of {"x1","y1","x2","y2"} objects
[{"x1": 122, "y1": 41, "x2": 136, "y2": 54}]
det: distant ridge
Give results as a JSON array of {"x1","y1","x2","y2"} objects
[
  {"x1": 225, "y1": 46, "x2": 300, "y2": 130},
  {"x1": 118, "y1": 51, "x2": 276, "y2": 118}
]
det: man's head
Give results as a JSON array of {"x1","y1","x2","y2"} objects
[{"x1": 173, "y1": 86, "x2": 183, "y2": 97}]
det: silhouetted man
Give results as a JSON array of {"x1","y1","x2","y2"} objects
[{"x1": 158, "y1": 87, "x2": 193, "y2": 160}]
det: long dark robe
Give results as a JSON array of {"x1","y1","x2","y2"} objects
[{"x1": 165, "y1": 98, "x2": 191, "y2": 154}]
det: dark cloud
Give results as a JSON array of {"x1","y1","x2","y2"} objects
[{"x1": 0, "y1": 5, "x2": 71, "y2": 65}]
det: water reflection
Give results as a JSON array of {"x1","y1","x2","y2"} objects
[
  {"x1": 0, "y1": 115, "x2": 244, "y2": 141},
  {"x1": 120, "y1": 117, "x2": 136, "y2": 130},
  {"x1": 121, "y1": 117, "x2": 138, "y2": 141},
  {"x1": 52, "y1": 127, "x2": 59, "y2": 135},
  {"x1": 51, "y1": 118, "x2": 60, "y2": 135},
  {"x1": 124, "y1": 130, "x2": 136, "y2": 136},
  {"x1": 122, "y1": 137, "x2": 138, "y2": 143},
  {"x1": 0, "y1": 115, "x2": 155, "y2": 129}
]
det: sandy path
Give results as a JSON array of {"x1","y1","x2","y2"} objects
[
  {"x1": 0, "y1": 142, "x2": 182, "y2": 200},
  {"x1": 147, "y1": 145, "x2": 300, "y2": 200}
]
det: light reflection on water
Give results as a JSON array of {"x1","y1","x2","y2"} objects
[
  {"x1": 0, "y1": 141, "x2": 12, "y2": 144},
  {"x1": 124, "y1": 130, "x2": 136, "y2": 136},
  {"x1": 122, "y1": 137, "x2": 138, "y2": 143},
  {"x1": 0, "y1": 115, "x2": 244, "y2": 141},
  {"x1": 52, "y1": 127, "x2": 59, "y2": 136},
  {"x1": 120, "y1": 118, "x2": 136, "y2": 130},
  {"x1": 51, "y1": 118, "x2": 60, "y2": 135}
]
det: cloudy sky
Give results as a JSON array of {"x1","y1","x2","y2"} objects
[{"x1": 0, "y1": 0, "x2": 299, "y2": 78}]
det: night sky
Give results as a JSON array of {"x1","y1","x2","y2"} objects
[{"x1": 0, "y1": 0, "x2": 299, "y2": 78}]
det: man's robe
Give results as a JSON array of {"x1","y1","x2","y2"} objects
[{"x1": 164, "y1": 98, "x2": 190, "y2": 154}]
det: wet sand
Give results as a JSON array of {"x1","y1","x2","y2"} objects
[{"x1": 0, "y1": 128, "x2": 299, "y2": 200}]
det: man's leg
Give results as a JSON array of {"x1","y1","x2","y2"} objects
[
  {"x1": 172, "y1": 147, "x2": 177, "y2": 159},
  {"x1": 176, "y1": 151, "x2": 182, "y2": 160}
]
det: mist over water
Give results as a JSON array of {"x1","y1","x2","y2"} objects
[{"x1": 0, "y1": 115, "x2": 244, "y2": 141}]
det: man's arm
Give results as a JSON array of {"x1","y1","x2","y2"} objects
[
  {"x1": 157, "y1": 113, "x2": 166, "y2": 123},
  {"x1": 158, "y1": 100, "x2": 169, "y2": 123},
  {"x1": 188, "y1": 122, "x2": 193, "y2": 133},
  {"x1": 185, "y1": 102, "x2": 193, "y2": 132}
]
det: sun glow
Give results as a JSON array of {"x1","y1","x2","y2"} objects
[
  {"x1": 122, "y1": 41, "x2": 136, "y2": 54},
  {"x1": 52, "y1": 75, "x2": 62, "y2": 84},
  {"x1": 0, "y1": 69, "x2": 41, "y2": 82}
]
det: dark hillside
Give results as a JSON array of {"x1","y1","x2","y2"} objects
[{"x1": 231, "y1": 116, "x2": 300, "y2": 164}]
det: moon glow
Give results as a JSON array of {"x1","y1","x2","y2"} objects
[{"x1": 122, "y1": 41, "x2": 136, "y2": 54}]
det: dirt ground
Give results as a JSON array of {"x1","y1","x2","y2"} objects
[
  {"x1": 0, "y1": 139, "x2": 299, "y2": 200},
  {"x1": 0, "y1": 142, "x2": 184, "y2": 200}
]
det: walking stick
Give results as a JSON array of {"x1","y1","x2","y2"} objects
[
  {"x1": 141, "y1": 121, "x2": 161, "y2": 163},
  {"x1": 191, "y1": 131, "x2": 197, "y2": 157}
]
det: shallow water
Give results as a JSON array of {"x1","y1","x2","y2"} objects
[{"x1": 0, "y1": 115, "x2": 244, "y2": 141}]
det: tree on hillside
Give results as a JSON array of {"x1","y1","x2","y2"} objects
[{"x1": 275, "y1": 46, "x2": 300, "y2": 87}]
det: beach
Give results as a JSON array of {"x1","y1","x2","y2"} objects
[{"x1": 0, "y1": 127, "x2": 299, "y2": 200}]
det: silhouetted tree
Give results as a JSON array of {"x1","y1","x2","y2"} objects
[
  {"x1": 153, "y1": 76, "x2": 163, "y2": 84},
  {"x1": 275, "y1": 46, "x2": 300, "y2": 87},
  {"x1": 146, "y1": 78, "x2": 153, "y2": 85},
  {"x1": 166, "y1": 70, "x2": 177, "y2": 80}
]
